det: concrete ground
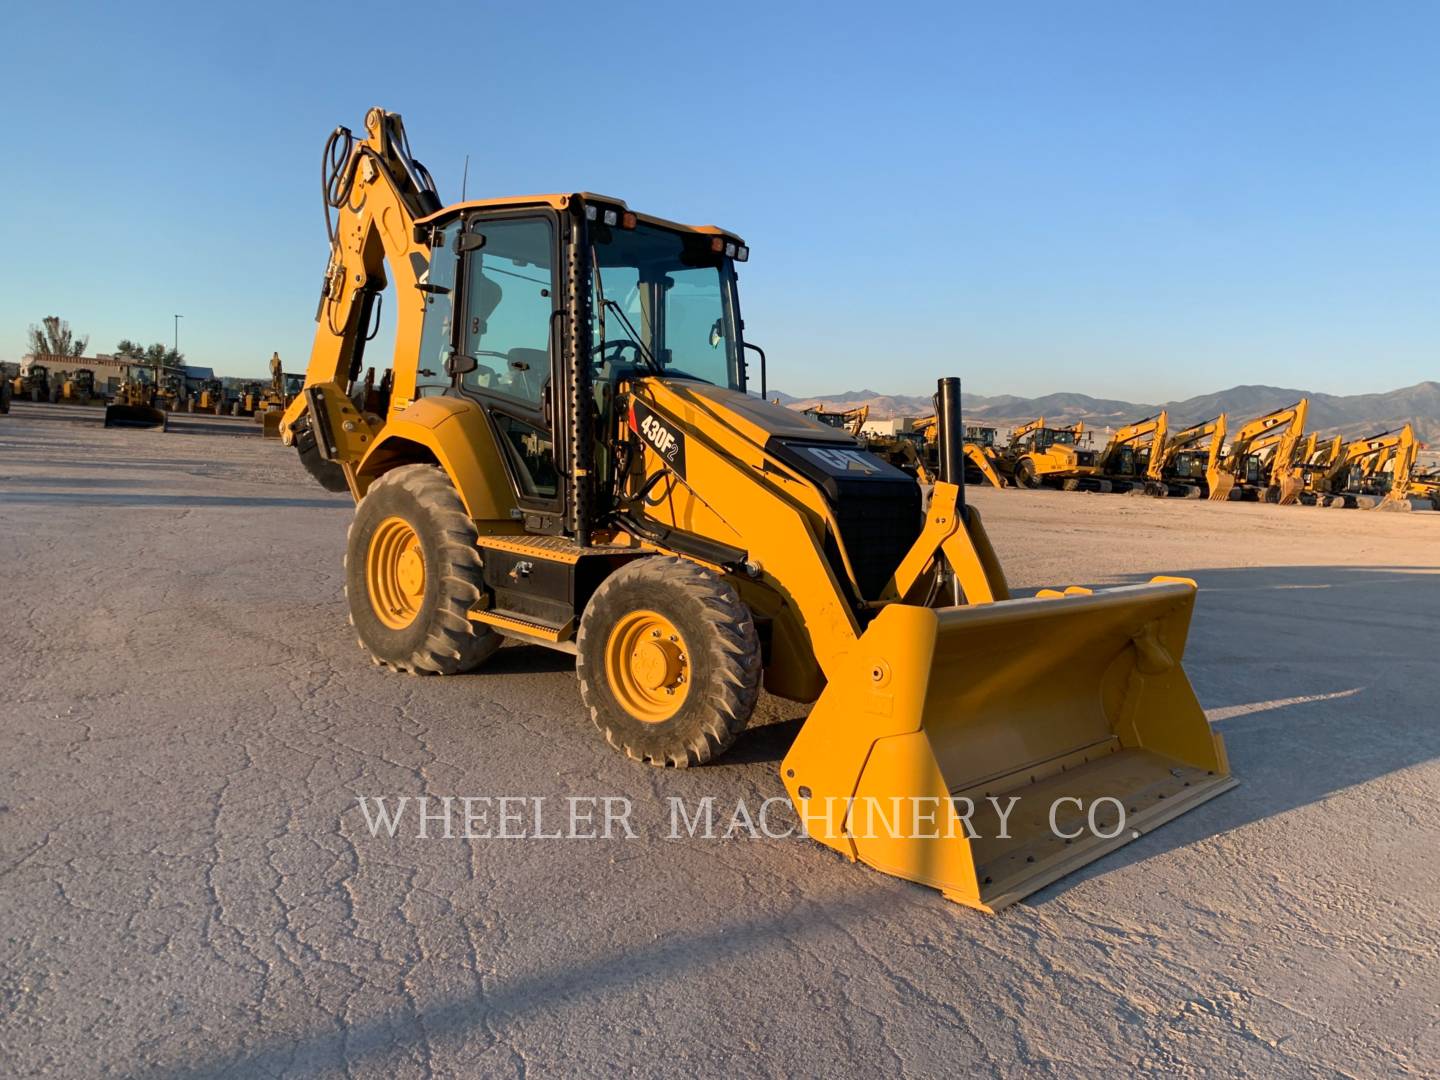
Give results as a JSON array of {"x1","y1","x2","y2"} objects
[{"x1": 1, "y1": 400, "x2": 1436, "y2": 1078}]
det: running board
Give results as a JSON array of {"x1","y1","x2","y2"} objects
[{"x1": 468, "y1": 607, "x2": 577, "y2": 653}]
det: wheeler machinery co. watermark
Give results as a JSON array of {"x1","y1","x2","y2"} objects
[{"x1": 355, "y1": 794, "x2": 1133, "y2": 842}]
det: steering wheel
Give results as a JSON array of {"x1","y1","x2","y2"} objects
[{"x1": 592, "y1": 340, "x2": 655, "y2": 382}]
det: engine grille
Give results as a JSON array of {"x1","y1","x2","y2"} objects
[{"x1": 830, "y1": 488, "x2": 923, "y2": 599}]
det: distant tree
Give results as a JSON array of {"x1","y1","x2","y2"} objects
[
  {"x1": 117, "y1": 340, "x2": 183, "y2": 366},
  {"x1": 28, "y1": 316, "x2": 88, "y2": 358}
]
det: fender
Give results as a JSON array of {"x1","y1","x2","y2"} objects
[{"x1": 355, "y1": 396, "x2": 519, "y2": 528}]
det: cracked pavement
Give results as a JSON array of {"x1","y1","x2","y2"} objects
[{"x1": 1, "y1": 401, "x2": 1437, "y2": 1077}]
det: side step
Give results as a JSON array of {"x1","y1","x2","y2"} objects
[{"x1": 468, "y1": 607, "x2": 577, "y2": 653}]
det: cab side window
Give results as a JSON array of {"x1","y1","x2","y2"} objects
[{"x1": 460, "y1": 217, "x2": 555, "y2": 407}]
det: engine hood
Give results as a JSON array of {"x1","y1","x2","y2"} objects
[{"x1": 658, "y1": 380, "x2": 856, "y2": 447}]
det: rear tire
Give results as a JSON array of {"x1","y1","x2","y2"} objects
[
  {"x1": 344, "y1": 464, "x2": 500, "y2": 675},
  {"x1": 1015, "y1": 459, "x2": 1040, "y2": 489},
  {"x1": 576, "y1": 557, "x2": 761, "y2": 767}
]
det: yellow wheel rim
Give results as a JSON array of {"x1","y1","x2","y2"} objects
[
  {"x1": 367, "y1": 516, "x2": 427, "y2": 630},
  {"x1": 605, "y1": 609, "x2": 690, "y2": 723}
]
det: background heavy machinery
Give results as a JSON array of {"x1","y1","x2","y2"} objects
[
  {"x1": 867, "y1": 418, "x2": 1005, "y2": 488},
  {"x1": 256, "y1": 353, "x2": 301, "y2": 437},
  {"x1": 803, "y1": 403, "x2": 869, "y2": 437},
  {"x1": 1300, "y1": 426, "x2": 1419, "y2": 509},
  {"x1": 1146, "y1": 414, "x2": 1227, "y2": 498},
  {"x1": 54, "y1": 368, "x2": 101, "y2": 405},
  {"x1": 188, "y1": 378, "x2": 228, "y2": 415},
  {"x1": 1096, "y1": 412, "x2": 1167, "y2": 493},
  {"x1": 230, "y1": 381, "x2": 264, "y2": 416},
  {"x1": 155, "y1": 372, "x2": 187, "y2": 413},
  {"x1": 12, "y1": 364, "x2": 50, "y2": 403},
  {"x1": 1209, "y1": 399, "x2": 1309, "y2": 503},
  {"x1": 999, "y1": 417, "x2": 1109, "y2": 491},
  {"x1": 282, "y1": 106, "x2": 1234, "y2": 911},
  {"x1": 104, "y1": 369, "x2": 168, "y2": 430}
]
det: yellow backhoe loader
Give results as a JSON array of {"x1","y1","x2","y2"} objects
[
  {"x1": 1096, "y1": 412, "x2": 1167, "y2": 493},
  {"x1": 999, "y1": 418, "x2": 1109, "y2": 491},
  {"x1": 1208, "y1": 399, "x2": 1308, "y2": 503},
  {"x1": 280, "y1": 107, "x2": 1234, "y2": 911},
  {"x1": 1145, "y1": 414, "x2": 1227, "y2": 498}
]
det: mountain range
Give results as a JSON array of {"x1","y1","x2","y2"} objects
[{"x1": 777, "y1": 381, "x2": 1440, "y2": 444}]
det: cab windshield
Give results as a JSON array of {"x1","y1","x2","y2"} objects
[
  {"x1": 1038, "y1": 429, "x2": 1077, "y2": 448},
  {"x1": 591, "y1": 220, "x2": 743, "y2": 391}
]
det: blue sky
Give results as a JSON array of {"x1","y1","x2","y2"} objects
[{"x1": 3, "y1": 1, "x2": 1437, "y2": 400}]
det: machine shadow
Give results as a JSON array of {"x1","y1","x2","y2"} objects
[
  {"x1": 164, "y1": 885, "x2": 900, "y2": 1079},
  {"x1": 1024, "y1": 562, "x2": 1440, "y2": 906}
]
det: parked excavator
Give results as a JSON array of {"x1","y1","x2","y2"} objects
[
  {"x1": 999, "y1": 418, "x2": 1109, "y2": 491},
  {"x1": 872, "y1": 417, "x2": 1004, "y2": 488},
  {"x1": 1096, "y1": 412, "x2": 1167, "y2": 492},
  {"x1": 1208, "y1": 399, "x2": 1309, "y2": 503},
  {"x1": 1145, "y1": 414, "x2": 1227, "y2": 498},
  {"x1": 1301, "y1": 426, "x2": 1420, "y2": 509},
  {"x1": 104, "y1": 368, "x2": 168, "y2": 430},
  {"x1": 279, "y1": 106, "x2": 1234, "y2": 911},
  {"x1": 802, "y1": 403, "x2": 869, "y2": 437}
]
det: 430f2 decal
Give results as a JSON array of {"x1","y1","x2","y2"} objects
[{"x1": 629, "y1": 399, "x2": 688, "y2": 480}]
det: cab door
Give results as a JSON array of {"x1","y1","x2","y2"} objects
[{"x1": 449, "y1": 212, "x2": 563, "y2": 518}]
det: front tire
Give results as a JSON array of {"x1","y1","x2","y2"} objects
[
  {"x1": 576, "y1": 557, "x2": 761, "y2": 767},
  {"x1": 1015, "y1": 458, "x2": 1040, "y2": 488},
  {"x1": 344, "y1": 464, "x2": 499, "y2": 675}
]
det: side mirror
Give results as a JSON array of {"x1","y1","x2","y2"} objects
[
  {"x1": 443, "y1": 349, "x2": 478, "y2": 377},
  {"x1": 709, "y1": 319, "x2": 723, "y2": 349}
]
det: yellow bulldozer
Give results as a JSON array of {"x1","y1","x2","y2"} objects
[
  {"x1": 999, "y1": 418, "x2": 1109, "y2": 491},
  {"x1": 279, "y1": 107, "x2": 1234, "y2": 911},
  {"x1": 1145, "y1": 414, "x2": 1227, "y2": 498},
  {"x1": 1208, "y1": 399, "x2": 1309, "y2": 503},
  {"x1": 1096, "y1": 412, "x2": 1167, "y2": 493}
]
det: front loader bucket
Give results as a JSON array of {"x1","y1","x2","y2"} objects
[
  {"x1": 260, "y1": 408, "x2": 284, "y2": 439},
  {"x1": 103, "y1": 404, "x2": 168, "y2": 431},
  {"x1": 781, "y1": 579, "x2": 1235, "y2": 912}
]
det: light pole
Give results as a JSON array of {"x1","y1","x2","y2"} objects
[{"x1": 173, "y1": 314, "x2": 183, "y2": 359}]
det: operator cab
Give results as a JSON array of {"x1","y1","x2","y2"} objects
[{"x1": 414, "y1": 194, "x2": 750, "y2": 530}]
